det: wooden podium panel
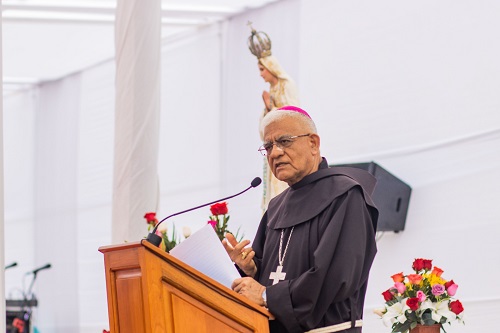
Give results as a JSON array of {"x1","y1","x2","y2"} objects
[{"x1": 99, "y1": 240, "x2": 270, "y2": 333}]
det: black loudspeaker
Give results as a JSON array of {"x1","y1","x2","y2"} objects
[{"x1": 332, "y1": 162, "x2": 412, "y2": 232}]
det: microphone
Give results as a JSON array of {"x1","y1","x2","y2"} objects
[
  {"x1": 5, "y1": 262, "x2": 17, "y2": 270},
  {"x1": 28, "y1": 263, "x2": 52, "y2": 275},
  {"x1": 146, "y1": 177, "x2": 262, "y2": 246}
]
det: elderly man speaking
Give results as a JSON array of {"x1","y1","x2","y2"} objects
[{"x1": 223, "y1": 106, "x2": 379, "y2": 333}]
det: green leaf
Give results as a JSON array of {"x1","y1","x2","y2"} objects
[
  {"x1": 421, "y1": 312, "x2": 435, "y2": 325},
  {"x1": 398, "y1": 321, "x2": 412, "y2": 333},
  {"x1": 392, "y1": 321, "x2": 411, "y2": 333},
  {"x1": 406, "y1": 311, "x2": 418, "y2": 323}
]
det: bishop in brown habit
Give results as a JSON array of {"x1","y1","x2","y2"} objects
[{"x1": 224, "y1": 106, "x2": 378, "y2": 333}]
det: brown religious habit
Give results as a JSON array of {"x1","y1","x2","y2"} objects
[{"x1": 250, "y1": 158, "x2": 379, "y2": 333}]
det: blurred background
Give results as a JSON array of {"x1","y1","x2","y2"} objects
[{"x1": 2, "y1": 0, "x2": 499, "y2": 332}]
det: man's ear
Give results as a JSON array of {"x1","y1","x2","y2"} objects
[{"x1": 309, "y1": 133, "x2": 320, "y2": 152}]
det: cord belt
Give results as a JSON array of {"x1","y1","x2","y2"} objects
[{"x1": 304, "y1": 319, "x2": 363, "y2": 333}]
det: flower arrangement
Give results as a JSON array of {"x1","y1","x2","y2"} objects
[
  {"x1": 144, "y1": 212, "x2": 186, "y2": 252},
  {"x1": 207, "y1": 202, "x2": 243, "y2": 241},
  {"x1": 376, "y1": 258, "x2": 464, "y2": 333}
]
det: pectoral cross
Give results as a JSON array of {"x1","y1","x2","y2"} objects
[{"x1": 269, "y1": 265, "x2": 286, "y2": 285}]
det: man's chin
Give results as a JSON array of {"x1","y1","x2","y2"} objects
[{"x1": 274, "y1": 171, "x2": 289, "y2": 184}]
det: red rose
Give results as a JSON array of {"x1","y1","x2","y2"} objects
[
  {"x1": 210, "y1": 202, "x2": 228, "y2": 215},
  {"x1": 144, "y1": 212, "x2": 158, "y2": 226},
  {"x1": 406, "y1": 297, "x2": 420, "y2": 311},
  {"x1": 449, "y1": 300, "x2": 464, "y2": 315},
  {"x1": 412, "y1": 258, "x2": 424, "y2": 271},
  {"x1": 412, "y1": 258, "x2": 433, "y2": 271},
  {"x1": 382, "y1": 289, "x2": 394, "y2": 301},
  {"x1": 423, "y1": 259, "x2": 433, "y2": 270},
  {"x1": 391, "y1": 272, "x2": 405, "y2": 283}
]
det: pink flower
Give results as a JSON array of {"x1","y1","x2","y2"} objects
[
  {"x1": 394, "y1": 282, "x2": 406, "y2": 294},
  {"x1": 432, "y1": 284, "x2": 446, "y2": 296},
  {"x1": 447, "y1": 283, "x2": 459, "y2": 296},
  {"x1": 417, "y1": 290, "x2": 426, "y2": 302},
  {"x1": 207, "y1": 220, "x2": 217, "y2": 228}
]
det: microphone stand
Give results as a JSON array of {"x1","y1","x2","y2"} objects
[
  {"x1": 18, "y1": 273, "x2": 38, "y2": 333},
  {"x1": 19, "y1": 265, "x2": 49, "y2": 333}
]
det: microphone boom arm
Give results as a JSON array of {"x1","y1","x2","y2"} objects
[{"x1": 146, "y1": 177, "x2": 261, "y2": 246}]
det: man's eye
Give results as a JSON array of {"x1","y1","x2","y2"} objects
[
  {"x1": 277, "y1": 139, "x2": 293, "y2": 146},
  {"x1": 263, "y1": 143, "x2": 274, "y2": 150}
]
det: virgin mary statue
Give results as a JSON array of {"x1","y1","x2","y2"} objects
[{"x1": 248, "y1": 25, "x2": 301, "y2": 212}]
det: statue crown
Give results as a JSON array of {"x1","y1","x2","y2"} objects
[{"x1": 247, "y1": 23, "x2": 272, "y2": 59}]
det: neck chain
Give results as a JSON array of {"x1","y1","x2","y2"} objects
[
  {"x1": 278, "y1": 226, "x2": 294, "y2": 266},
  {"x1": 269, "y1": 226, "x2": 295, "y2": 285}
]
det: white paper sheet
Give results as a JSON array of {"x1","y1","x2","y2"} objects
[{"x1": 169, "y1": 224, "x2": 241, "y2": 289}]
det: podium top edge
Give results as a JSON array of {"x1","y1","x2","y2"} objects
[{"x1": 98, "y1": 241, "x2": 142, "y2": 253}]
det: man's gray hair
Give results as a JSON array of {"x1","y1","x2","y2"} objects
[{"x1": 260, "y1": 109, "x2": 317, "y2": 135}]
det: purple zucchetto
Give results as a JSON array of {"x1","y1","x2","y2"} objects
[{"x1": 277, "y1": 105, "x2": 312, "y2": 119}]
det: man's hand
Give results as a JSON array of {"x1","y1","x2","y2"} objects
[
  {"x1": 222, "y1": 233, "x2": 257, "y2": 277},
  {"x1": 232, "y1": 277, "x2": 266, "y2": 307}
]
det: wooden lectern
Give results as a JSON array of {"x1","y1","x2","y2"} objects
[{"x1": 99, "y1": 240, "x2": 271, "y2": 333}]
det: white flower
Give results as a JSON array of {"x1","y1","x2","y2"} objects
[
  {"x1": 382, "y1": 300, "x2": 409, "y2": 327},
  {"x1": 434, "y1": 300, "x2": 457, "y2": 323},
  {"x1": 373, "y1": 307, "x2": 386, "y2": 317},
  {"x1": 419, "y1": 299, "x2": 435, "y2": 312},
  {"x1": 420, "y1": 299, "x2": 456, "y2": 324},
  {"x1": 157, "y1": 222, "x2": 168, "y2": 233},
  {"x1": 182, "y1": 226, "x2": 192, "y2": 238}
]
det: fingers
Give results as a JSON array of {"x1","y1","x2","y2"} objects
[
  {"x1": 240, "y1": 249, "x2": 255, "y2": 262},
  {"x1": 225, "y1": 233, "x2": 238, "y2": 247},
  {"x1": 232, "y1": 277, "x2": 253, "y2": 293},
  {"x1": 234, "y1": 239, "x2": 251, "y2": 253},
  {"x1": 221, "y1": 238, "x2": 233, "y2": 254},
  {"x1": 223, "y1": 234, "x2": 256, "y2": 275},
  {"x1": 225, "y1": 233, "x2": 250, "y2": 251},
  {"x1": 231, "y1": 277, "x2": 244, "y2": 291},
  {"x1": 232, "y1": 277, "x2": 266, "y2": 305}
]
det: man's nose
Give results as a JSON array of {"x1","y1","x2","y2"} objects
[{"x1": 268, "y1": 144, "x2": 284, "y2": 157}]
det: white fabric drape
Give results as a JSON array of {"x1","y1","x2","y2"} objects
[
  {"x1": 0, "y1": 10, "x2": 6, "y2": 333},
  {"x1": 112, "y1": 0, "x2": 161, "y2": 243}
]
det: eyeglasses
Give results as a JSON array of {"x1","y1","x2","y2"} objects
[{"x1": 258, "y1": 134, "x2": 311, "y2": 156}]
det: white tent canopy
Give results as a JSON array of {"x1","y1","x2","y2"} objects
[{"x1": 2, "y1": 0, "x2": 499, "y2": 332}]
